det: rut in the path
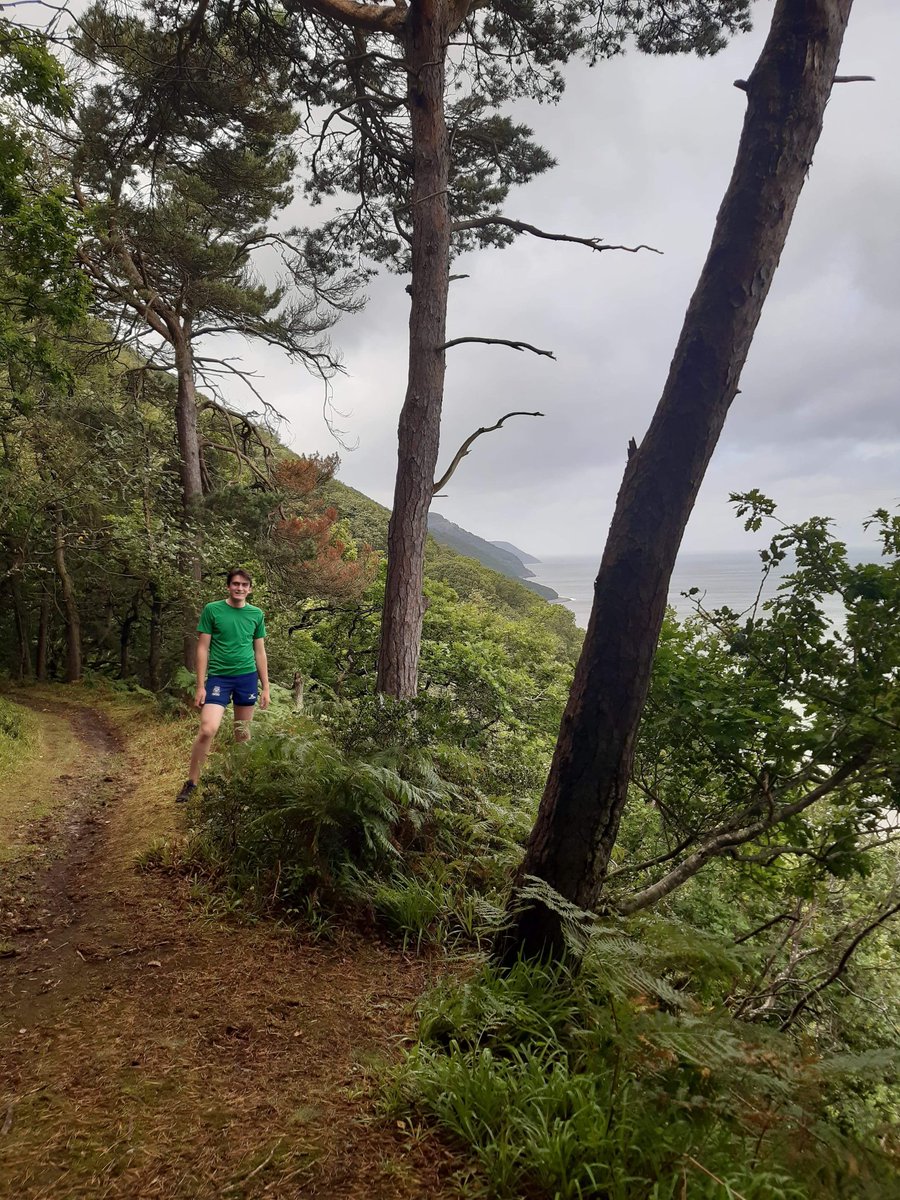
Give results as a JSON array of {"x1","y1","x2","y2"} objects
[
  {"x1": 1, "y1": 698, "x2": 129, "y2": 1022},
  {"x1": 0, "y1": 691, "x2": 460, "y2": 1200}
]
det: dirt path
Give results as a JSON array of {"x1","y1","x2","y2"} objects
[{"x1": 0, "y1": 689, "x2": 461, "y2": 1199}]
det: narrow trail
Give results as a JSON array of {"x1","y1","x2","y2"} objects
[{"x1": 0, "y1": 689, "x2": 460, "y2": 1199}]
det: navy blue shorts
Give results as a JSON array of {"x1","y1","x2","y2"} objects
[{"x1": 205, "y1": 672, "x2": 259, "y2": 708}]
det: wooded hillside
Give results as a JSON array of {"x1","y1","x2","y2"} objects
[{"x1": 2, "y1": 5, "x2": 898, "y2": 1197}]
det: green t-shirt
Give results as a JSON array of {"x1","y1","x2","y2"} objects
[{"x1": 197, "y1": 600, "x2": 266, "y2": 677}]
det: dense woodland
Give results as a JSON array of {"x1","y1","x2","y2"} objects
[{"x1": 1, "y1": 2, "x2": 898, "y2": 1197}]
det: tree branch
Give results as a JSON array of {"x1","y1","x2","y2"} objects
[
  {"x1": 451, "y1": 216, "x2": 662, "y2": 256},
  {"x1": 285, "y1": 0, "x2": 408, "y2": 35},
  {"x1": 440, "y1": 337, "x2": 555, "y2": 359},
  {"x1": 433, "y1": 410, "x2": 543, "y2": 495},
  {"x1": 202, "y1": 440, "x2": 272, "y2": 487},
  {"x1": 780, "y1": 899, "x2": 900, "y2": 1030},
  {"x1": 615, "y1": 753, "x2": 870, "y2": 916},
  {"x1": 734, "y1": 74, "x2": 874, "y2": 91},
  {"x1": 733, "y1": 912, "x2": 798, "y2": 946}
]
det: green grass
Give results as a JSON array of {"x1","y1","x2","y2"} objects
[
  {"x1": 0, "y1": 694, "x2": 79, "y2": 867},
  {"x1": 385, "y1": 955, "x2": 896, "y2": 1200},
  {"x1": 0, "y1": 695, "x2": 33, "y2": 773}
]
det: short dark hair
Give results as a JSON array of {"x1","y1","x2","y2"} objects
[{"x1": 226, "y1": 567, "x2": 252, "y2": 585}]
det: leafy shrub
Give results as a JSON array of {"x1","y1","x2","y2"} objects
[{"x1": 0, "y1": 695, "x2": 26, "y2": 741}]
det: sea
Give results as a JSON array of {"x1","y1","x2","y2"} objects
[{"x1": 527, "y1": 550, "x2": 881, "y2": 631}]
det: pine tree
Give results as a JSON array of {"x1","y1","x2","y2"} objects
[{"x1": 63, "y1": 2, "x2": 360, "y2": 665}]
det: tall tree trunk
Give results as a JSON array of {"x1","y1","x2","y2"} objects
[
  {"x1": 148, "y1": 582, "x2": 163, "y2": 692},
  {"x1": 13, "y1": 595, "x2": 32, "y2": 680},
  {"x1": 120, "y1": 590, "x2": 141, "y2": 678},
  {"x1": 376, "y1": 0, "x2": 451, "y2": 698},
  {"x1": 9, "y1": 572, "x2": 33, "y2": 681},
  {"x1": 3, "y1": 542, "x2": 32, "y2": 679},
  {"x1": 53, "y1": 525, "x2": 82, "y2": 683},
  {"x1": 174, "y1": 328, "x2": 204, "y2": 672},
  {"x1": 36, "y1": 586, "x2": 50, "y2": 681},
  {"x1": 499, "y1": 0, "x2": 855, "y2": 962}
]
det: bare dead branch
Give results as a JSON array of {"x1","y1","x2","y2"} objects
[
  {"x1": 406, "y1": 272, "x2": 467, "y2": 296},
  {"x1": 452, "y1": 216, "x2": 662, "y2": 256},
  {"x1": 193, "y1": 356, "x2": 268, "y2": 408},
  {"x1": 440, "y1": 337, "x2": 555, "y2": 359},
  {"x1": 780, "y1": 899, "x2": 900, "y2": 1030},
  {"x1": 202, "y1": 440, "x2": 272, "y2": 487},
  {"x1": 433, "y1": 410, "x2": 543, "y2": 494},
  {"x1": 734, "y1": 74, "x2": 874, "y2": 91}
]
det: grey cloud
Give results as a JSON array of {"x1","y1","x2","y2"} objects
[{"x1": 220, "y1": 1, "x2": 900, "y2": 556}]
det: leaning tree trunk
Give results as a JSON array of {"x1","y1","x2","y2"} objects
[
  {"x1": 173, "y1": 327, "x2": 204, "y2": 672},
  {"x1": 53, "y1": 525, "x2": 82, "y2": 683},
  {"x1": 376, "y1": 0, "x2": 451, "y2": 699},
  {"x1": 499, "y1": 0, "x2": 856, "y2": 962}
]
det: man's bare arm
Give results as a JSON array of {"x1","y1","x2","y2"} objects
[
  {"x1": 254, "y1": 638, "x2": 270, "y2": 710},
  {"x1": 195, "y1": 633, "x2": 211, "y2": 706}
]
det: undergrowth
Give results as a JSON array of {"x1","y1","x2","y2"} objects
[
  {"x1": 142, "y1": 702, "x2": 899, "y2": 1197},
  {"x1": 162, "y1": 723, "x2": 526, "y2": 947},
  {"x1": 386, "y1": 941, "x2": 896, "y2": 1200},
  {"x1": 0, "y1": 694, "x2": 31, "y2": 773}
]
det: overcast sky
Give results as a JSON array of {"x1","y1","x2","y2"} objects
[{"x1": 199, "y1": 2, "x2": 900, "y2": 556}]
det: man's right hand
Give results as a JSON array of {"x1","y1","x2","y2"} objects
[{"x1": 194, "y1": 686, "x2": 206, "y2": 708}]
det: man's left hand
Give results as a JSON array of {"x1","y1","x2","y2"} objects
[{"x1": 259, "y1": 687, "x2": 271, "y2": 711}]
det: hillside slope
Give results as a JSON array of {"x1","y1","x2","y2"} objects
[
  {"x1": 491, "y1": 540, "x2": 540, "y2": 564},
  {"x1": 319, "y1": 479, "x2": 560, "y2": 603}
]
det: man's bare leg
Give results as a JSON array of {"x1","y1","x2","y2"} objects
[
  {"x1": 188, "y1": 703, "x2": 227, "y2": 783},
  {"x1": 233, "y1": 704, "x2": 255, "y2": 744}
]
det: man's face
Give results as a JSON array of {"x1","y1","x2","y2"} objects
[{"x1": 227, "y1": 576, "x2": 251, "y2": 604}]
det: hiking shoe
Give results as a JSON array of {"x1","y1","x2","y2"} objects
[{"x1": 176, "y1": 780, "x2": 197, "y2": 804}]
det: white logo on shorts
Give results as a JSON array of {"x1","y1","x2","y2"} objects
[
  {"x1": 248, "y1": 693, "x2": 257, "y2": 701},
  {"x1": 211, "y1": 686, "x2": 221, "y2": 696}
]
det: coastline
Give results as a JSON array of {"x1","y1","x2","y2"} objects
[{"x1": 527, "y1": 549, "x2": 880, "y2": 630}]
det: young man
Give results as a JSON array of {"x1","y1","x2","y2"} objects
[{"x1": 176, "y1": 568, "x2": 270, "y2": 803}]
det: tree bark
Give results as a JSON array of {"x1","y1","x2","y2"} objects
[
  {"x1": 174, "y1": 329, "x2": 204, "y2": 672},
  {"x1": 35, "y1": 586, "x2": 50, "y2": 681},
  {"x1": 120, "y1": 590, "x2": 142, "y2": 679},
  {"x1": 9, "y1": 575, "x2": 33, "y2": 682},
  {"x1": 148, "y1": 581, "x2": 163, "y2": 691},
  {"x1": 53, "y1": 525, "x2": 82, "y2": 683},
  {"x1": 499, "y1": 0, "x2": 856, "y2": 962},
  {"x1": 2, "y1": 542, "x2": 33, "y2": 679},
  {"x1": 376, "y1": 0, "x2": 451, "y2": 698}
]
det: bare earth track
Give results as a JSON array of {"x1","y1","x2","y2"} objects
[{"x1": 0, "y1": 688, "x2": 461, "y2": 1198}]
